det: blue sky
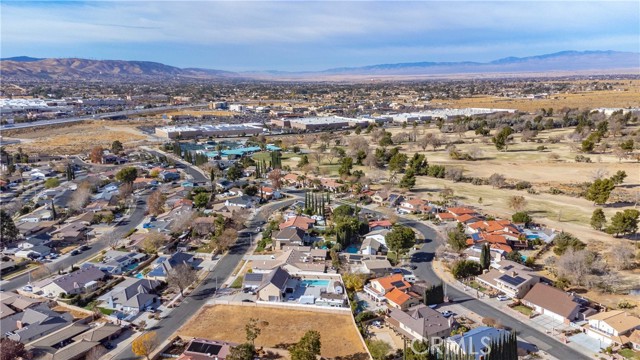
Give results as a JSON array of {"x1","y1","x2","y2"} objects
[{"x1": 1, "y1": 1, "x2": 638, "y2": 71}]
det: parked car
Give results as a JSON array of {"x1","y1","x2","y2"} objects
[
  {"x1": 242, "y1": 299, "x2": 254, "y2": 303},
  {"x1": 22, "y1": 285, "x2": 33, "y2": 292},
  {"x1": 79, "y1": 245, "x2": 90, "y2": 251},
  {"x1": 441, "y1": 310, "x2": 454, "y2": 318},
  {"x1": 497, "y1": 295, "x2": 510, "y2": 301},
  {"x1": 70, "y1": 249, "x2": 81, "y2": 256}
]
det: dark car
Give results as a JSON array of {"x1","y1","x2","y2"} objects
[
  {"x1": 79, "y1": 245, "x2": 90, "y2": 251},
  {"x1": 70, "y1": 249, "x2": 81, "y2": 256},
  {"x1": 241, "y1": 299, "x2": 254, "y2": 303}
]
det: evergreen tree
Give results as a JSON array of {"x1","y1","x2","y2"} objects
[
  {"x1": 590, "y1": 208, "x2": 606, "y2": 231},
  {"x1": 50, "y1": 200, "x2": 57, "y2": 220},
  {"x1": 480, "y1": 243, "x2": 491, "y2": 270}
]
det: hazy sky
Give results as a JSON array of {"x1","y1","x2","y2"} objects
[{"x1": 2, "y1": 1, "x2": 638, "y2": 71}]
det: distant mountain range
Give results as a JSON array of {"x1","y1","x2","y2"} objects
[{"x1": 1, "y1": 50, "x2": 638, "y2": 81}]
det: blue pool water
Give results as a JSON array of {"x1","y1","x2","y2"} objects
[
  {"x1": 345, "y1": 245, "x2": 359, "y2": 254},
  {"x1": 301, "y1": 280, "x2": 330, "y2": 287},
  {"x1": 134, "y1": 273, "x2": 144, "y2": 279},
  {"x1": 526, "y1": 235, "x2": 539, "y2": 240}
]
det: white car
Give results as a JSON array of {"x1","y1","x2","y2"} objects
[
  {"x1": 441, "y1": 310, "x2": 454, "y2": 318},
  {"x1": 497, "y1": 295, "x2": 510, "y2": 301},
  {"x1": 22, "y1": 285, "x2": 33, "y2": 292}
]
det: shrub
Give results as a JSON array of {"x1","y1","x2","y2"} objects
[
  {"x1": 515, "y1": 181, "x2": 532, "y2": 190},
  {"x1": 451, "y1": 260, "x2": 482, "y2": 279},
  {"x1": 549, "y1": 187, "x2": 563, "y2": 195},
  {"x1": 575, "y1": 155, "x2": 592, "y2": 163},
  {"x1": 536, "y1": 145, "x2": 547, "y2": 151}
]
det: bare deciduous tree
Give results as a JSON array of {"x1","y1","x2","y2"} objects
[
  {"x1": 141, "y1": 232, "x2": 168, "y2": 253},
  {"x1": 213, "y1": 228, "x2": 238, "y2": 253},
  {"x1": 102, "y1": 232, "x2": 122, "y2": 250},
  {"x1": 556, "y1": 249, "x2": 594, "y2": 286},
  {"x1": 147, "y1": 190, "x2": 166, "y2": 216},
  {"x1": 609, "y1": 241, "x2": 636, "y2": 270},
  {"x1": 167, "y1": 263, "x2": 198, "y2": 296},
  {"x1": 507, "y1": 195, "x2": 527, "y2": 212},
  {"x1": 488, "y1": 173, "x2": 506, "y2": 189},
  {"x1": 590, "y1": 168, "x2": 609, "y2": 181},
  {"x1": 70, "y1": 182, "x2": 92, "y2": 212},
  {"x1": 171, "y1": 210, "x2": 195, "y2": 234}
]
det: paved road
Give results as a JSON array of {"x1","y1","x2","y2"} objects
[
  {"x1": 0, "y1": 104, "x2": 205, "y2": 131},
  {"x1": 360, "y1": 207, "x2": 590, "y2": 360},
  {"x1": 144, "y1": 148, "x2": 209, "y2": 184},
  {"x1": 113, "y1": 198, "x2": 295, "y2": 360},
  {"x1": 2, "y1": 193, "x2": 150, "y2": 291}
]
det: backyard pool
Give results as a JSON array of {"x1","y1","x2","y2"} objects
[
  {"x1": 345, "y1": 245, "x2": 359, "y2": 254},
  {"x1": 526, "y1": 235, "x2": 539, "y2": 240},
  {"x1": 301, "y1": 279, "x2": 330, "y2": 287},
  {"x1": 134, "y1": 273, "x2": 144, "y2": 279}
]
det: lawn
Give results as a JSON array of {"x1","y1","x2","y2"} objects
[
  {"x1": 178, "y1": 305, "x2": 367, "y2": 358},
  {"x1": 512, "y1": 305, "x2": 534, "y2": 317},
  {"x1": 230, "y1": 276, "x2": 243, "y2": 289},
  {"x1": 468, "y1": 280, "x2": 487, "y2": 292},
  {"x1": 619, "y1": 349, "x2": 640, "y2": 360}
]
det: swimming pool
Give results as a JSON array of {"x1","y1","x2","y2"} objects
[
  {"x1": 345, "y1": 245, "x2": 359, "y2": 254},
  {"x1": 526, "y1": 234, "x2": 539, "y2": 240},
  {"x1": 301, "y1": 279, "x2": 330, "y2": 287}
]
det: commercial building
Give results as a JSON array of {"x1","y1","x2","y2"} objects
[
  {"x1": 273, "y1": 116, "x2": 368, "y2": 131},
  {"x1": 155, "y1": 123, "x2": 264, "y2": 139}
]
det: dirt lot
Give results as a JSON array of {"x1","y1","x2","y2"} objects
[
  {"x1": 3, "y1": 121, "x2": 156, "y2": 155},
  {"x1": 178, "y1": 304, "x2": 367, "y2": 358},
  {"x1": 434, "y1": 80, "x2": 640, "y2": 112}
]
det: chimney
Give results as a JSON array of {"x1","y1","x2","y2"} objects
[
  {"x1": 16, "y1": 320, "x2": 23, "y2": 329},
  {"x1": 512, "y1": 271, "x2": 518, "y2": 277}
]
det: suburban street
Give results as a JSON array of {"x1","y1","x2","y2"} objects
[
  {"x1": 143, "y1": 148, "x2": 209, "y2": 184},
  {"x1": 1, "y1": 193, "x2": 150, "y2": 291},
  {"x1": 361, "y1": 207, "x2": 591, "y2": 360},
  {"x1": 112, "y1": 198, "x2": 295, "y2": 360}
]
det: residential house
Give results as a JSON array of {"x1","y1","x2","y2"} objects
[
  {"x1": 371, "y1": 192, "x2": 388, "y2": 205},
  {"x1": 447, "y1": 207, "x2": 480, "y2": 217},
  {"x1": 586, "y1": 310, "x2": 640, "y2": 347},
  {"x1": 435, "y1": 212, "x2": 456, "y2": 222},
  {"x1": 521, "y1": 283, "x2": 581, "y2": 323},
  {"x1": 177, "y1": 338, "x2": 236, "y2": 360},
  {"x1": 273, "y1": 228, "x2": 308, "y2": 249},
  {"x1": 252, "y1": 247, "x2": 327, "y2": 274},
  {"x1": 72, "y1": 322, "x2": 123, "y2": 344},
  {"x1": 50, "y1": 221, "x2": 88, "y2": 245},
  {"x1": 1, "y1": 305, "x2": 73, "y2": 343},
  {"x1": 446, "y1": 326, "x2": 512, "y2": 360},
  {"x1": 398, "y1": 198, "x2": 426, "y2": 214},
  {"x1": 99, "y1": 277, "x2": 161, "y2": 313},
  {"x1": 159, "y1": 171, "x2": 181, "y2": 182},
  {"x1": 279, "y1": 215, "x2": 315, "y2": 231},
  {"x1": 387, "y1": 304, "x2": 452, "y2": 341},
  {"x1": 365, "y1": 274, "x2": 414, "y2": 304},
  {"x1": 476, "y1": 260, "x2": 539, "y2": 299},
  {"x1": 629, "y1": 329, "x2": 640, "y2": 351},
  {"x1": 387, "y1": 193, "x2": 404, "y2": 207},
  {"x1": 361, "y1": 229, "x2": 389, "y2": 255},
  {"x1": 385, "y1": 287, "x2": 422, "y2": 310},
  {"x1": 369, "y1": 220, "x2": 393, "y2": 231},
  {"x1": 362, "y1": 259, "x2": 393, "y2": 276},
  {"x1": 224, "y1": 195, "x2": 254, "y2": 209},
  {"x1": 256, "y1": 267, "x2": 294, "y2": 302},
  {"x1": 33, "y1": 266, "x2": 105, "y2": 298},
  {"x1": 260, "y1": 186, "x2": 282, "y2": 200},
  {"x1": 83, "y1": 250, "x2": 146, "y2": 275},
  {"x1": 146, "y1": 252, "x2": 194, "y2": 281},
  {"x1": 243, "y1": 273, "x2": 265, "y2": 290}
]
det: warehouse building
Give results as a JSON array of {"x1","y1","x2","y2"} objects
[
  {"x1": 274, "y1": 116, "x2": 368, "y2": 131},
  {"x1": 155, "y1": 123, "x2": 264, "y2": 139}
]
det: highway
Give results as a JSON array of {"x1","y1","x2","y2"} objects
[
  {"x1": 0, "y1": 104, "x2": 205, "y2": 131},
  {"x1": 113, "y1": 198, "x2": 295, "y2": 360},
  {"x1": 2, "y1": 192, "x2": 150, "y2": 291}
]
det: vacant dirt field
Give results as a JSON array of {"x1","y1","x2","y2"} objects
[
  {"x1": 435, "y1": 80, "x2": 640, "y2": 112},
  {"x1": 178, "y1": 304, "x2": 367, "y2": 358},
  {"x1": 3, "y1": 121, "x2": 154, "y2": 155}
]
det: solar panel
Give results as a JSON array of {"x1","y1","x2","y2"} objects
[
  {"x1": 497, "y1": 275, "x2": 526, "y2": 287},
  {"x1": 391, "y1": 280, "x2": 406, "y2": 288},
  {"x1": 187, "y1": 341, "x2": 222, "y2": 355}
]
